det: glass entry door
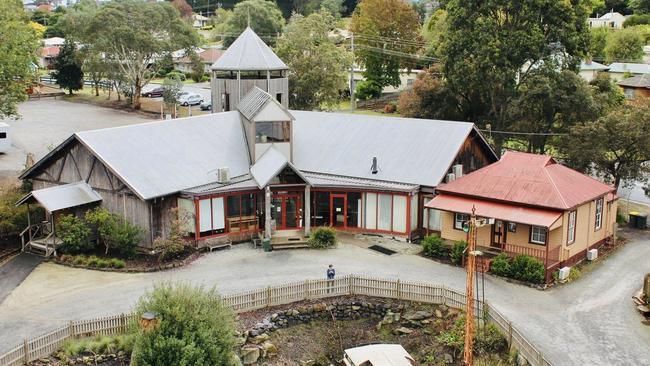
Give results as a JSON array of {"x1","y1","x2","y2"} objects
[
  {"x1": 271, "y1": 193, "x2": 302, "y2": 230},
  {"x1": 330, "y1": 194, "x2": 347, "y2": 228}
]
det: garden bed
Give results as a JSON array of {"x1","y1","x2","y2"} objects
[{"x1": 52, "y1": 247, "x2": 200, "y2": 273}]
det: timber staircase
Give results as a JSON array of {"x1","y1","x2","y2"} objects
[
  {"x1": 20, "y1": 222, "x2": 61, "y2": 257},
  {"x1": 271, "y1": 229, "x2": 309, "y2": 250}
]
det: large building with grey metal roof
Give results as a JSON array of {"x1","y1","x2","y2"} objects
[{"x1": 18, "y1": 28, "x2": 497, "y2": 254}]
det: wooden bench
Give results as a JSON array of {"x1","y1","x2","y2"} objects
[{"x1": 205, "y1": 237, "x2": 232, "y2": 252}]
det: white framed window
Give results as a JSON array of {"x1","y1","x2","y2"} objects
[
  {"x1": 595, "y1": 198, "x2": 604, "y2": 230},
  {"x1": 530, "y1": 226, "x2": 547, "y2": 245},
  {"x1": 454, "y1": 213, "x2": 469, "y2": 230},
  {"x1": 567, "y1": 211, "x2": 576, "y2": 245}
]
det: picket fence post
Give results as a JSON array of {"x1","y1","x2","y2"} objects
[{"x1": 23, "y1": 339, "x2": 29, "y2": 364}]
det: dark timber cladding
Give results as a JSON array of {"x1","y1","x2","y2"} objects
[
  {"x1": 452, "y1": 129, "x2": 495, "y2": 175},
  {"x1": 22, "y1": 138, "x2": 157, "y2": 247}
]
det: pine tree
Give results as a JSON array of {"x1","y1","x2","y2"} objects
[{"x1": 53, "y1": 40, "x2": 84, "y2": 95}]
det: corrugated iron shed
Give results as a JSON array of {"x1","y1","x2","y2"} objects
[
  {"x1": 435, "y1": 151, "x2": 615, "y2": 210},
  {"x1": 17, "y1": 181, "x2": 102, "y2": 213}
]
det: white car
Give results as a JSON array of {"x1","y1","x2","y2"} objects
[{"x1": 178, "y1": 93, "x2": 202, "y2": 106}]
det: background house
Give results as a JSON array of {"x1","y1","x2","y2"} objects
[
  {"x1": 426, "y1": 151, "x2": 617, "y2": 283},
  {"x1": 606, "y1": 63, "x2": 650, "y2": 81},
  {"x1": 618, "y1": 74, "x2": 650, "y2": 99},
  {"x1": 588, "y1": 11, "x2": 627, "y2": 29},
  {"x1": 578, "y1": 60, "x2": 608, "y2": 82},
  {"x1": 175, "y1": 48, "x2": 224, "y2": 74}
]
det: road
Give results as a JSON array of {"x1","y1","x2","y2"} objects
[
  {"x1": 0, "y1": 231, "x2": 648, "y2": 365},
  {"x1": 618, "y1": 179, "x2": 650, "y2": 206},
  {"x1": 0, "y1": 99, "x2": 153, "y2": 177}
]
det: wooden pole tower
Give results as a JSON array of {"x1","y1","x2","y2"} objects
[{"x1": 463, "y1": 207, "x2": 477, "y2": 366}]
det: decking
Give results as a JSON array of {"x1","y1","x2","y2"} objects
[{"x1": 20, "y1": 222, "x2": 61, "y2": 257}]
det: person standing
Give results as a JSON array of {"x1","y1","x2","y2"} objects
[{"x1": 327, "y1": 264, "x2": 335, "y2": 293}]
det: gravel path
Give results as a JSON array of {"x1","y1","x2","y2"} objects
[{"x1": 0, "y1": 232, "x2": 648, "y2": 365}]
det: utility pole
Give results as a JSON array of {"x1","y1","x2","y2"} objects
[
  {"x1": 463, "y1": 207, "x2": 478, "y2": 366},
  {"x1": 349, "y1": 32, "x2": 356, "y2": 110}
]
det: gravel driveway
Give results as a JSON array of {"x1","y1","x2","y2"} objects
[{"x1": 0, "y1": 231, "x2": 648, "y2": 365}]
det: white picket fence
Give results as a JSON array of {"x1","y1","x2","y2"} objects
[{"x1": 0, "y1": 275, "x2": 551, "y2": 366}]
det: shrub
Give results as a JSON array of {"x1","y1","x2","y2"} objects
[
  {"x1": 200, "y1": 75, "x2": 210, "y2": 82},
  {"x1": 383, "y1": 102, "x2": 396, "y2": 113},
  {"x1": 421, "y1": 234, "x2": 446, "y2": 258},
  {"x1": 154, "y1": 207, "x2": 190, "y2": 262},
  {"x1": 166, "y1": 71, "x2": 186, "y2": 81},
  {"x1": 475, "y1": 323, "x2": 508, "y2": 355},
  {"x1": 62, "y1": 334, "x2": 134, "y2": 357},
  {"x1": 109, "y1": 258, "x2": 126, "y2": 269},
  {"x1": 437, "y1": 315, "x2": 465, "y2": 358},
  {"x1": 308, "y1": 227, "x2": 337, "y2": 248},
  {"x1": 510, "y1": 255, "x2": 545, "y2": 284},
  {"x1": 57, "y1": 214, "x2": 93, "y2": 254},
  {"x1": 449, "y1": 240, "x2": 467, "y2": 265},
  {"x1": 355, "y1": 80, "x2": 382, "y2": 100},
  {"x1": 131, "y1": 283, "x2": 237, "y2": 366},
  {"x1": 72, "y1": 255, "x2": 88, "y2": 266},
  {"x1": 85, "y1": 207, "x2": 143, "y2": 258},
  {"x1": 0, "y1": 183, "x2": 42, "y2": 238},
  {"x1": 489, "y1": 253, "x2": 512, "y2": 277}
]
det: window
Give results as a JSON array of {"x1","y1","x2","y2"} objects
[
  {"x1": 256, "y1": 121, "x2": 290, "y2": 143},
  {"x1": 507, "y1": 222, "x2": 517, "y2": 233},
  {"x1": 454, "y1": 213, "x2": 469, "y2": 230},
  {"x1": 595, "y1": 198, "x2": 604, "y2": 230},
  {"x1": 567, "y1": 211, "x2": 576, "y2": 245},
  {"x1": 0, "y1": 132, "x2": 6, "y2": 139},
  {"x1": 276, "y1": 93, "x2": 282, "y2": 104},
  {"x1": 221, "y1": 93, "x2": 230, "y2": 111},
  {"x1": 530, "y1": 226, "x2": 547, "y2": 245},
  {"x1": 198, "y1": 193, "x2": 257, "y2": 238}
]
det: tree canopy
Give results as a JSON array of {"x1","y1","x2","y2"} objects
[
  {"x1": 53, "y1": 39, "x2": 84, "y2": 95},
  {"x1": 275, "y1": 11, "x2": 352, "y2": 110},
  {"x1": 440, "y1": 0, "x2": 592, "y2": 153},
  {"x1": 66, "y1": 0, "x2": 198, "y2": 109},
  {"x1": 561, "y1": 98, "x2": 650, "y2": 188},
  {"x1": 350, "y1": 0, "x2": 422, "y2": 92},
  {"x1": 224, "y1": 0, "x2": 285, "y2": 46},
  {"x1": 0, "y1": 0, "x2": 40, "y2": 119},
  {"x1": 604, "y1": 26, "x2": 645, "y2": 62}
]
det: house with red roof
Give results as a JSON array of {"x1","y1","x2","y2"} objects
[{"x1": 425, "y1": 151, "x2": 618, "y2": 282}]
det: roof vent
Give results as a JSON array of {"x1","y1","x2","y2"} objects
[
  {"x1": 217, "y1": 167, "x2": 230, "y2": 183},
  {"x1": 446, "y1": 173, "x2": 456, "y2": 183},
  {"x1": 371, "y1": 156, "x2": 378, "y2": 174}
]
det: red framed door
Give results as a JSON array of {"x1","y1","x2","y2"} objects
[
  {"x1": 491, "y1": 220, "x2": 505, "y2": 248},
  {"x1": 272, "y1": 193, "x2": 302, "y2": 230},
  {"x1": 330, "y1": 194, "x2": 347, "y2": 228}
]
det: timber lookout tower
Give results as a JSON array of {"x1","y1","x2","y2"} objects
[{"x1": 210, "y1": 27, "x2": 289, "y2": 113}]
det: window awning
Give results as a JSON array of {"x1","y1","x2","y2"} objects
[
  {"x1": 16, "y1": 181, "x2": 103, "y2": 213},
  {"x1": 425, "y1": 194, "x2": 562, "y2": 228}
]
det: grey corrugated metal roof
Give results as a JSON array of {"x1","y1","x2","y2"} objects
[
  {"x1": 250, "y1": 146, "x2": 289, "y2": 188},
  {"x1": 182, "y1": 175, "x2": 259, "y2": 195},
  {"x1": 238, "y1": 87, "x2": 272, "y2": 120},
  {"x1": 580, "y1": 60, "x2": 608, "y2": 71},
  {"x1": 75, "y1": 112, "x2": 251, "y2": 200},
  {"x1": 211, "y1": 27, "x2": 288, "y2": 71},
  {"x1": 17, "y1": 181, "x2": 102, "y2": 212},
  {"x1": 608, "y1": 63, "x2": 650, "y2": 74},
  {"x1": 618, "y1": 74, "x2": 650, "y2": 88},
  {"x1": 291, "y1": 111, "x2": 483, "y2": 187},
  {"x1": 302, "y1": 172, "x2": 418, "y2": 192}
]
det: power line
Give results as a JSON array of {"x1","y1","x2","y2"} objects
[{"x1": 479, "y1": 129, "x2": 568, "y2": 136}]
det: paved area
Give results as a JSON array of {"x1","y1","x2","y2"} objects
[
  {"x1": 0, "y1": 253, "x2": 43, "y2": 304},
  {"x1": 0, "y1": 232, "x2": 649, "y2": 365},
  {"x1": 0, "y1": 99, "x2": 153, "y2": 176}
]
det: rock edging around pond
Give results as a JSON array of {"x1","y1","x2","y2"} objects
[{"x1": 237, "y1": 298, "x2": 460, "y2": 365}]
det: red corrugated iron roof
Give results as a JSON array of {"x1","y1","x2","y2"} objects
[
  {"x1": 41, "y1": 46, "x2": 60, "y2": 58},
  {"x1": 425, "y1": 194, "x2": 562, "y2": 228},
  {"x1": 436, "y1": 151, "x2": 615, "y2": 210}
]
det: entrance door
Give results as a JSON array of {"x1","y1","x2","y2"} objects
[
  {"x1": 330, "y1": 194, "x2": 346, "y2": 228},
  {"x1": 271, "y1": 193, "x2": 302, "y2": 230},
  {"x1": 491, "y1": 220, "x2": 505, "y2": 248}
]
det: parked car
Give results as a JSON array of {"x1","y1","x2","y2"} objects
[
  {"x1": 178, "y1": 93, "x2": 202, "y2": 106},
  {"x1": 200, "y1": 100, "x2": 212, "y2": 111},
  {"x1": 141, "y1": 87, "x2": 164, "y2": 98}
]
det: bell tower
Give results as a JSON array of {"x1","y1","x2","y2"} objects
[{"x1": 210, "y1": 27, "x2": 289, "y2": 113}]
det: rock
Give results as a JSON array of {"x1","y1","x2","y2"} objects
[
  {"x1": 230, "y1": 353, "x2": 243, "y2": 366},
  {"x1": 393, "y1": 326, "x2": 413, "y2": 335},
  {"x1": 82, "y1": 356, "x2": 91, "y2": 364},
  {"x1": 435, "y1": 309, "x2": 443, "y2": 318},
  {"x1": 313, "y1": 302, "x2": 327, "y2": 312},
  {"x1": 352, "y1": 305, "x2": 361, "y2": 311},
  {"x1": 404, "y1": 310, "x2": 433, "y2": 321},
  {"x1": 444, "y1": 353, "x2": 454, "y2": 364},
  {"x1": 241, "y1": 346, "x2": 261, "y2": 365},
  {"x1": 235, "y1": 336, "x2": 247, "y2": 347},
  {"x1": 251, "y1": 333, "x2": 270, "y2": 344},
  {"x1": 300, "y1": 360, "x2": 316, "y2": 366},
  {"x1": 516, "y1": 353, "x2": 528, "y2": 366},
  {"x1": 262, "y1": 341, "x2": 278, "y2": 357}
]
